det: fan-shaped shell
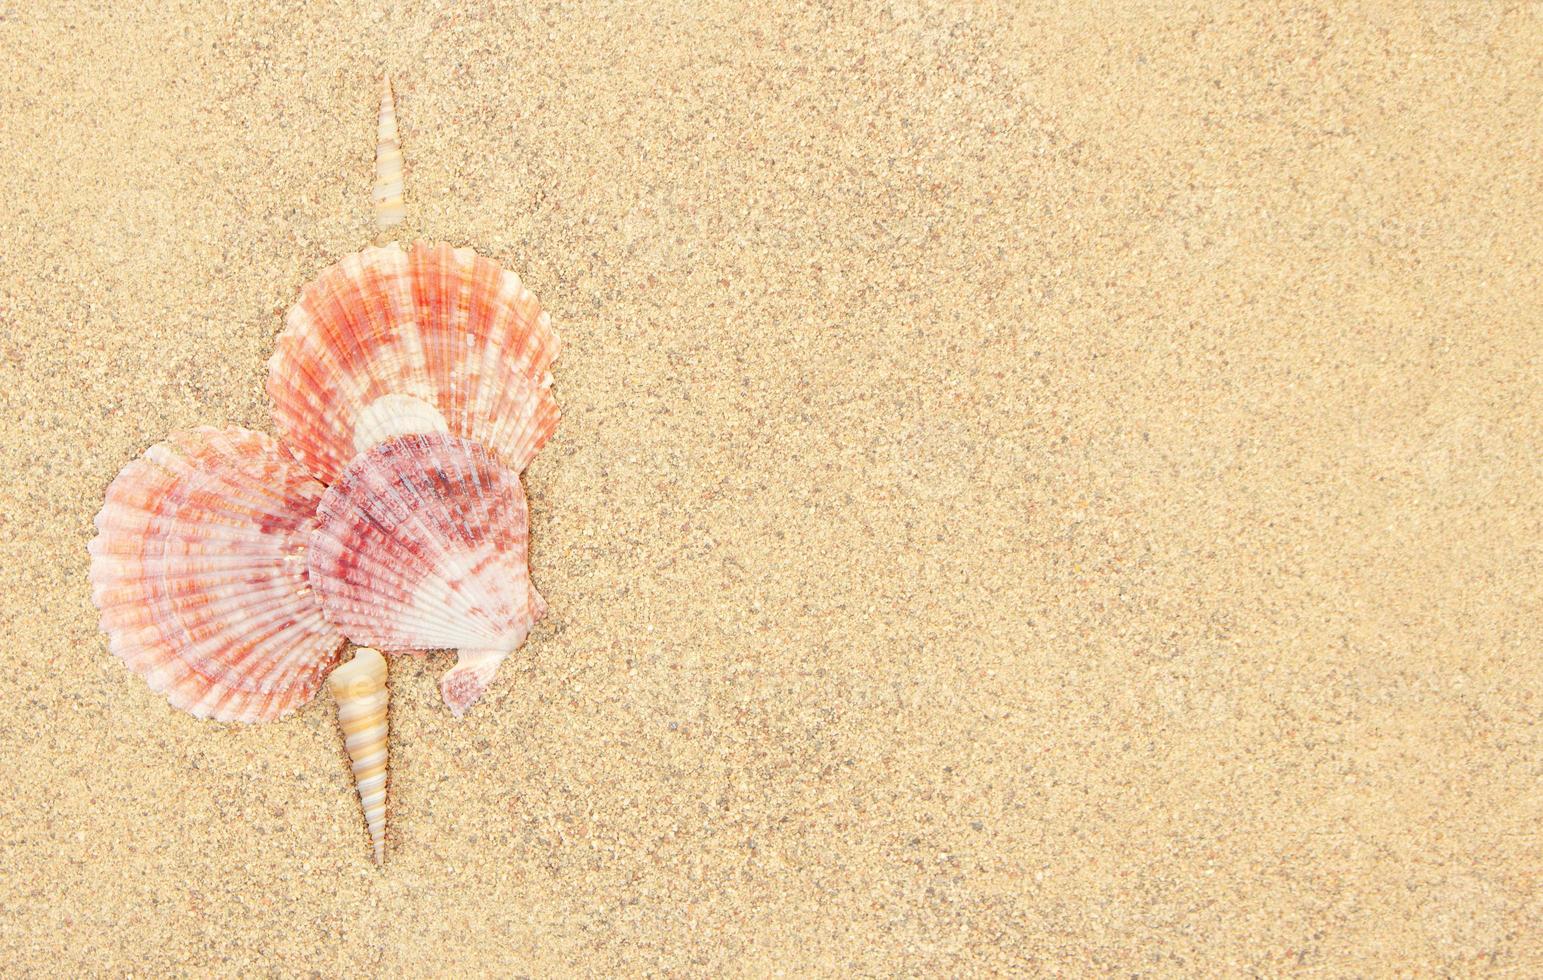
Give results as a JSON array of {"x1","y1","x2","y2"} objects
[
  {"x1": 306, "y1": 432, "x2": 545, "y2": 715},
  {"x1": 267, "y1": 241, "x2": 560, "y2": 486},
  {"x1": 88, "y1": 427, "x2": 346, "y2": 722}
]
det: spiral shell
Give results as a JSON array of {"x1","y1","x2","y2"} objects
[
  {"x1": 373, "y1": 76, "x2": 405, "y2": 228},
  {"x1": 327, "y1": 647, "x2": 389, "y2": 863},
  {"x1": 88, "y1": 427, "x2": 346, "y2": 722},
  {"x1": 307, "y1": 432, "x2": 543, "y2": 715},
  {"x1": 266, "y1": 241, "x2": 560, "y2": 486}
]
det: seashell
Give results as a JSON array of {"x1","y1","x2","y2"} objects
[
  {"x1": 88, "y1": 427, "x2": 346, "y2": 722},
  {"x1": 373, "y1": 76, "x2": 405, "y2": 228},
  {"x1": 327, "y1": 647, "x2": 390, "y2": 863},
  {"x1": 267, "y1": 241, "x2": 560, "y2": 486},
  {"x1": 306, "y1": 432, "x2": 544, "y2": 716}
]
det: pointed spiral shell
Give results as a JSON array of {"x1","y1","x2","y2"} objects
[
  {"x1": 328, "y1": 648, "x2": 389, "y2": 863},
  {"x1": 373, "y1": 76, "x2": 405, "y2": 228}
]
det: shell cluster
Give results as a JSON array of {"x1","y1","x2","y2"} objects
[
  {"x1": 87, "y1": 84, "x2": 561, "y2": 864},
  {"x1": 267, "y1": 241, "x2": 560, "y2": 715}
]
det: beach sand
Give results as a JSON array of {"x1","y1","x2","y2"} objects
[{"x1": 1, "y1": 1, "x2": 1539, "y2": 974}]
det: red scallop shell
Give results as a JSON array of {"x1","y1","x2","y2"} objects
[
  {"x1": 306, "y1": 432, "x2": 545, "y2": 715},
  {"x1": 87, "y1": 427, "x2": 347, "y2": 722},
  {"x1": 267, "y1": 241, "x2": 561, "y2": 486}
]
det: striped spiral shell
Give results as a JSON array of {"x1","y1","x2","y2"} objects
[
  {"x1": 373, "y1": 76, "x2": 405, "y2": 228},
  {"x1": 328, "y1": 647, "x2": 390, "y2": 863}
]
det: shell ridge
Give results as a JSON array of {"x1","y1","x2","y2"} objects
[{"x1": 448, "y1": 248, "x2": 475, "y2": 444}]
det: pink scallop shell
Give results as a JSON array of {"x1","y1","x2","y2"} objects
[
  {"x1": 88, "y1": 427, "x2": 347, "y2": 722},
  {"x1": 306, "y1": 432, "x2": 545, "y2": 716},
  {"x1": 267, "y1": 241, "x2": 561, "y2": 486}
]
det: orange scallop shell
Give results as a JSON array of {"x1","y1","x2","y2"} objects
[
  {"x1": 88, "y1": 427, "x2": 347, "y2": 722},
  {"x1": 267, "y1": 241, "x2": 561, "y2": 486}
]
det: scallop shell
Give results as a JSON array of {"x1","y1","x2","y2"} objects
[
  {"x1": 373, "y1": 76, "x2": 405, "y2": 228},
  {"x1": 328, "y1": 647, "x2": 390, "y2": 863},
  {"x1": 267, "y1": 241, "x2": 560, "y2": 486},
  {"x1": 88, "y1": 427, "x2": 346, "y2": 722},
  {"x1": 306, "y1": 432, "x2": 544, "y2": 715}
]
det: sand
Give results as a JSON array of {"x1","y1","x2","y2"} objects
[{"x1": 0, "y1": 1, "x2": 1539, "y2": 974}]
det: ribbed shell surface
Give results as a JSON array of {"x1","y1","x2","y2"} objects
[
  {"x1": 306, "y1": 432, "x2": 545, "y2": 655},
  {"x1": 87, "y1": 427, "x2": 346, "y2": 722},
  {"x1": 267, "y1": 241, "x2": 560, "y2": 485}
]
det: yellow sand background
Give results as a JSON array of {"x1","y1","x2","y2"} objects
[{"x1": 1, "y1": 1, "x2": 1539, "y2": 974}]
